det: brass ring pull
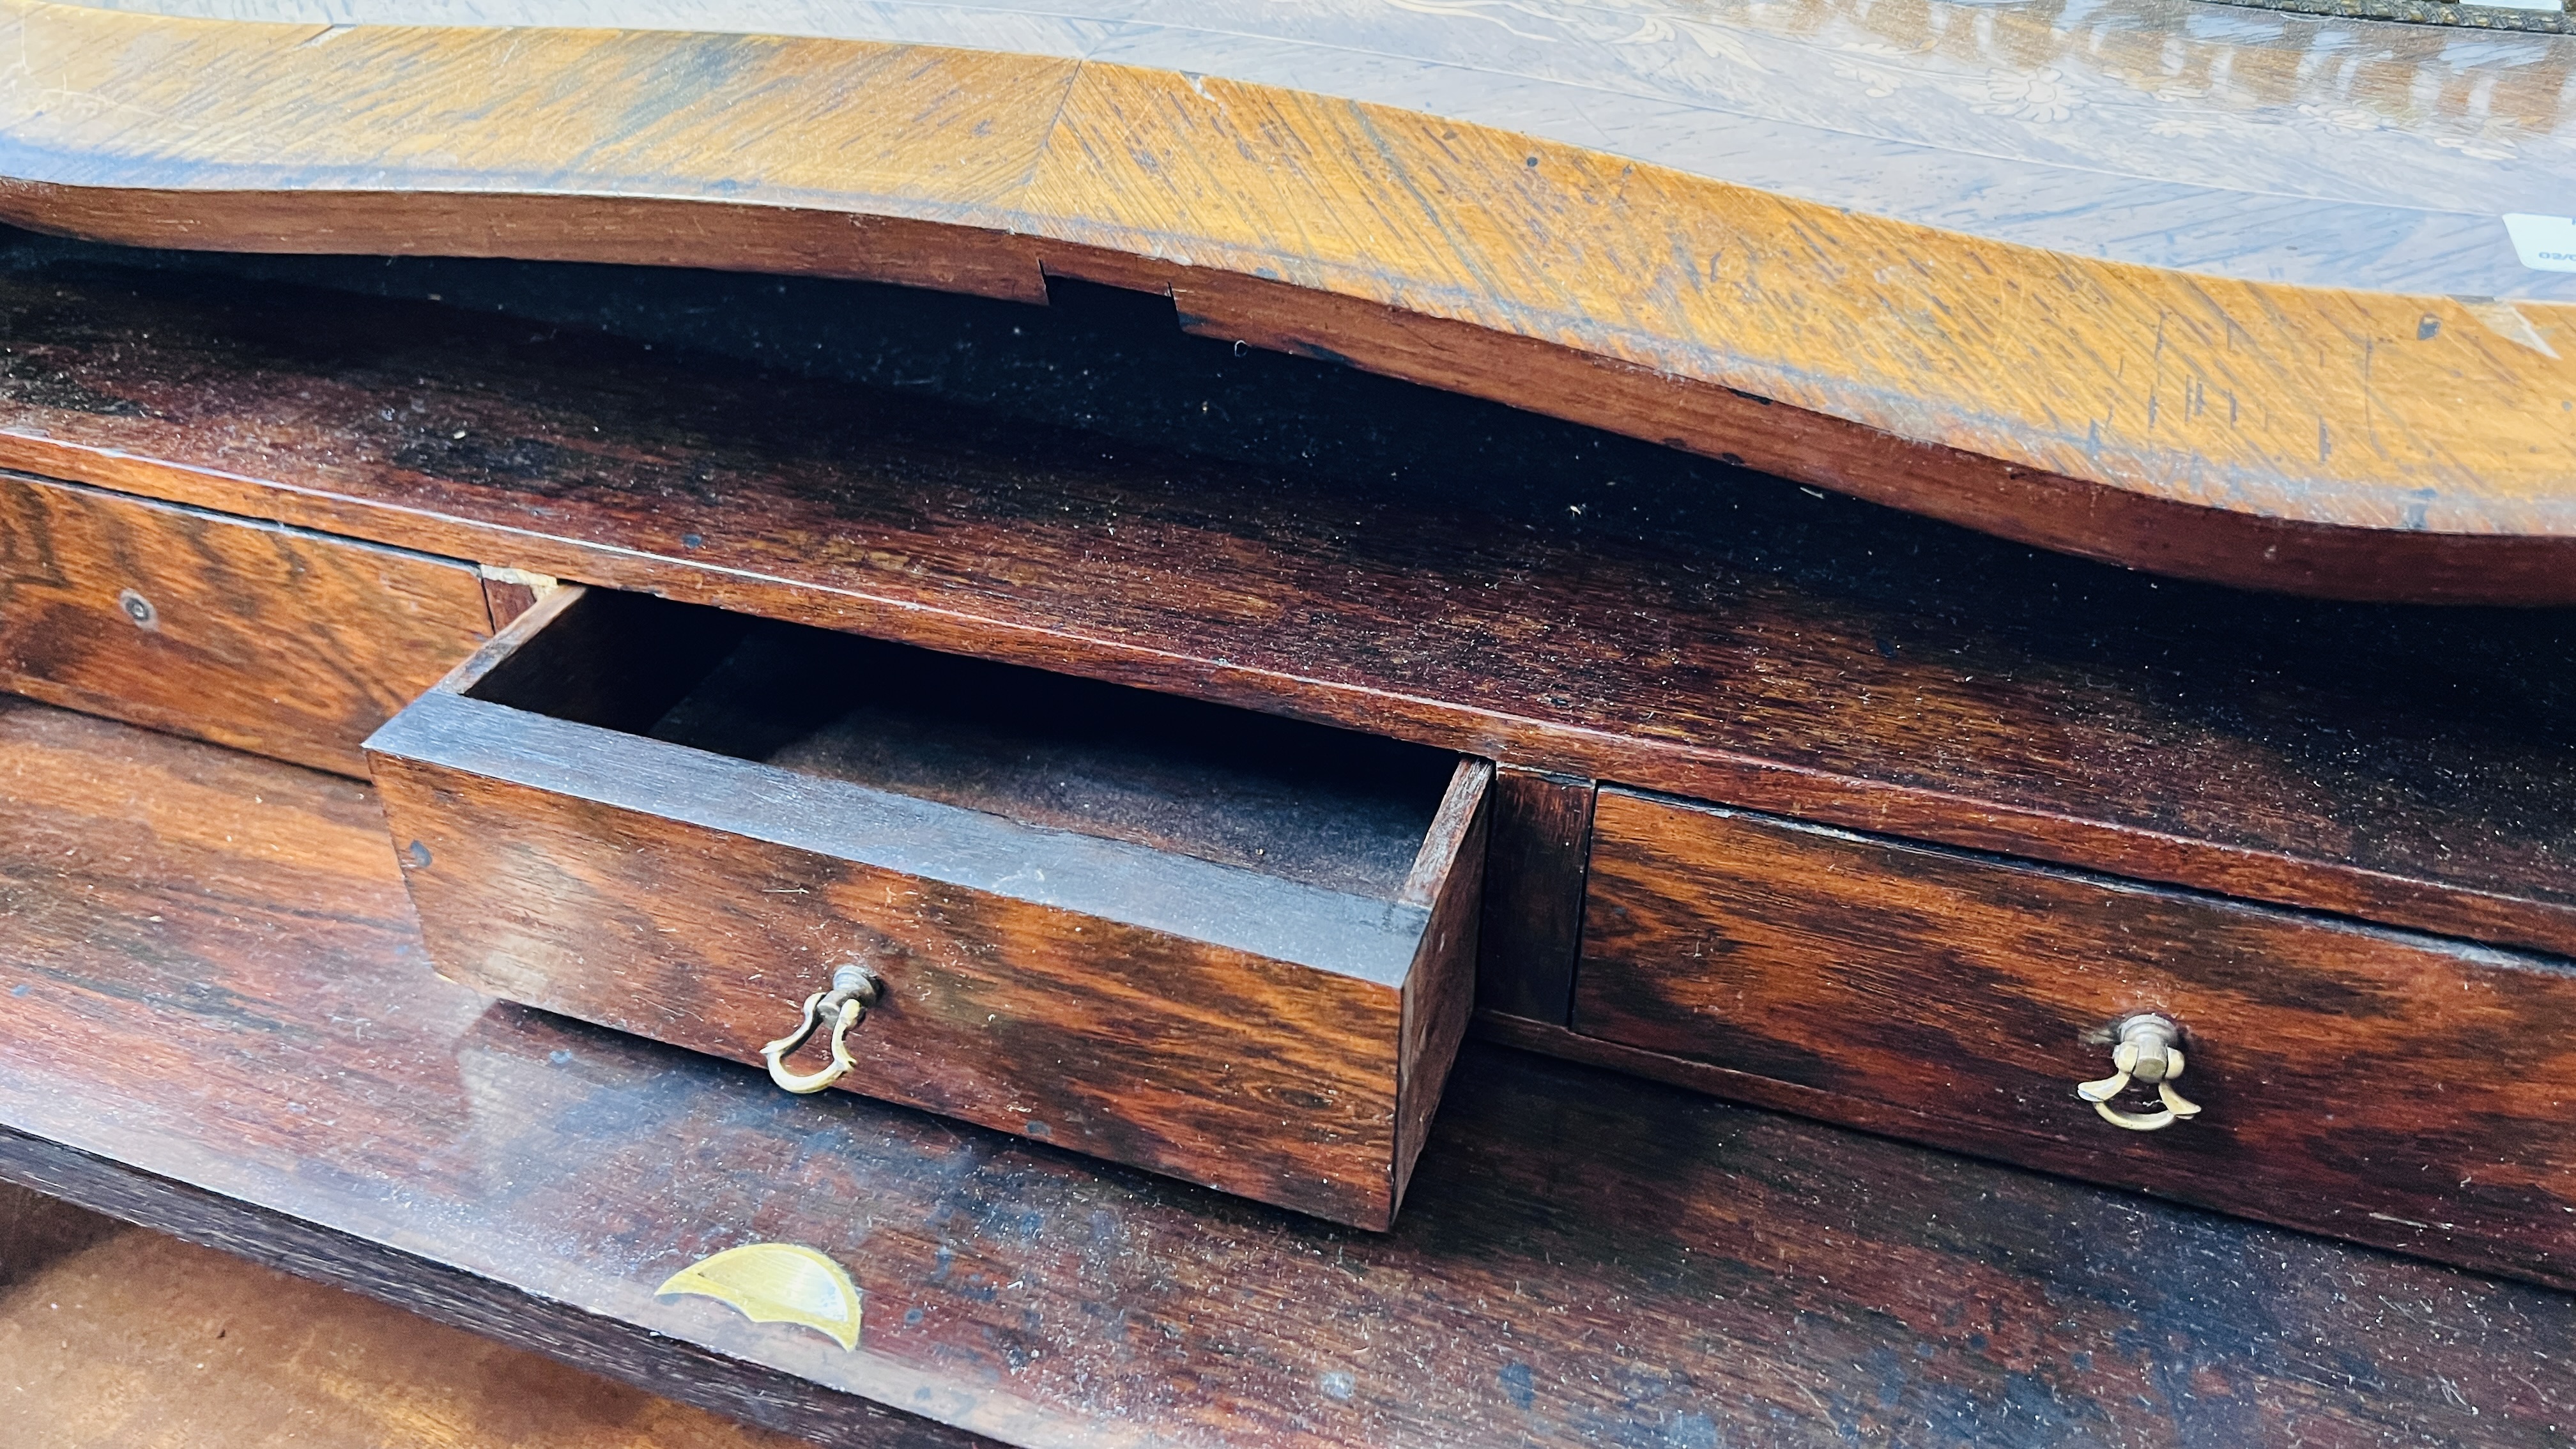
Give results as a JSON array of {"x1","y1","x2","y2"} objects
[
  {"x1": 2075, "y1": 1013, "x2": 2202, "y2": 1132},
  {"x1": 762, "y1": 966, "x2": 882, "y2": 1095}
]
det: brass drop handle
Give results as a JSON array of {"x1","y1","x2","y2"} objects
[
  {"x1": 762, "y1": 966, "x2": 882, "y2": 1094},
  {"x1": 2076, "y1": 1014, "x2": 2202, "y2": 1131}
]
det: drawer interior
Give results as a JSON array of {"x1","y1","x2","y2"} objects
[{"x1": 463, "y1": 588, "x2": 1460, "y2": 900}]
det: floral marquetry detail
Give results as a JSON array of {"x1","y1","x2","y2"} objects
[{"x1": 1974, "y1": 67, "x2": 2084, "y2": 123}]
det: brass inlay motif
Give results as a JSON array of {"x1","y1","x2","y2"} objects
[{"x1": 656, "y1": 1243, "x2": 864, "y2": 1351}]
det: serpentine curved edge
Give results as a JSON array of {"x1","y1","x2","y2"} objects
[{"x1": 2, "y1": 0, "x2": 2572, "y2": 601}]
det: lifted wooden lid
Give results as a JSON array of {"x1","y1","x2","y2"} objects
[{"x1": 6, "y1": 0, "x2": 2576, "y2": 600}]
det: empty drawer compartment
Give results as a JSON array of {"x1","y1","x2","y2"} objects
[{"x1": 366, "y1": 586, "x2": 1490, "y2": 1229}]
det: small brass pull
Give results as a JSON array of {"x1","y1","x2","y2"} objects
[
  {"x1": 2075, "y1": 1014, "x2": 2202, "y2": 1132},
  {"x1": 762, "y1": 966, "x2": 882, "y2": 1095}
]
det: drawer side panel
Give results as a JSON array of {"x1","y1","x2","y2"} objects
[{"x1": 1392, "y1": 763, "x2": 1491, "y2": 1212}]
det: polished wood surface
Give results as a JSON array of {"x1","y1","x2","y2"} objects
[
  {"x1": 369, "y1": 587, "x2": 1485, "y2": 1229},
  {"x1": 0, "y1": 472, "x2": 491, "y2": 774},
  {"x1": 1, "y1": 260, "x2": 2568, "y2": 965},
  {"x1": 0, "y1": 1184, "x2": 808, "y2": 1449},
  {"x1": 1471, "y1": 769, "x2": 1593, "y2": 1025},
  {"x1": 8, "y1": 695, "x2": 2576, "y2": 1446},
  {"x1": 1574, "y1": 788, "x2": 2576, "y2": 1288},
  {"x1": 1, "y1": 0, "x2": 2572, "y2": 598}
]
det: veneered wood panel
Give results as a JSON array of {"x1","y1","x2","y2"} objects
[
  {"x1": 1, "y1": 0, "x2": 2573, "y2": 596},
  {"x1": 371, "y1": 728, "x2": 1419, "y2": 1230},
  {"x1": 1572, "y1": 786, "x2": 2576, "y2": 1287},
  {"x1": 1153, "y1": 267, "x2": 2576, "y2": 606},
  {"x1": 0, "y1": 471, "x2": 491, "y2": 774}
]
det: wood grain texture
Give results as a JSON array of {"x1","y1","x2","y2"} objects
[
  {"x1": 0, "y1": 1186, "x2": 819, "y2": 1449},
  {"x1": 0, "y1": 471, "x2": 491, "y2": 774},
  {"x1": 374, "y1": 748, "x2": 1417, "y2": 1230},
  {"x1": 0, "y1": 695, "x2": 979, "y2": 1446},
  {"x1": 478, "y1": 571, "x2": 550, "y2": 630},
  {"x1": 1472, "y1": 769, "x2": 1593, "y2": 1025},
  {"x1": 1572, "y1": 787, "x2": 2576, "y2": 1289},
  {"x1": 1393, "y1": 760, "x2": 1490, "y2": 1208},
  {"x1": 0, "y1": 0, "x2": 2573, "y2": 596},
  {"x1": 1, "y1": 264, "x2": 2568, "y2": 966},
  {"x1": 0, "y1": 1138, "x2": 986, "y2": 1449},
  {"x1": 12, "y1": 696, "x2": 2576, "y2": 1447},
  {"x1": 44, "y1": 0, "x2": 2569, "y2": 294},
  {"x1": 368, "y1": 588, "x2": 1478, "y2": 1229}
]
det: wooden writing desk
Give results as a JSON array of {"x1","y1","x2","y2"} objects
[
  {"x1": 0, "y1": 2, "x2": 2570, "y2": 1438},
  {"x1": 0, "y1": 238, "x2": 2559, "y2": 1444}
]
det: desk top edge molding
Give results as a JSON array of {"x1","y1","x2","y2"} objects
[{"x1": 4, "y1": 0, "x2": 2575, "y2": 603}]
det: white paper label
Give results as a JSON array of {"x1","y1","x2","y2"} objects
[{"x1": 2504, "y1": 213, "x2": 2576, "y2": 273}]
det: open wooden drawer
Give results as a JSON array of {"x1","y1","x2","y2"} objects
[{"x1": 365, "y1": 586, "x2": 1490, "y2": 1229}]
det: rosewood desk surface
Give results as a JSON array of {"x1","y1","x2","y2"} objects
[{"x1": 1, "y1": 0, "x2": 2573, "y2": 599}]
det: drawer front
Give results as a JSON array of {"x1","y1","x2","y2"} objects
[
  {"x1": 369, "y1": 588, "x2": 1487, "y2": 1229},
  {"x1": 1574, "y1": 786, "x2": 2576, "y2": 1285},
  {"x1": 0, "y1": 473, "x2": 493, "y2": 774}
]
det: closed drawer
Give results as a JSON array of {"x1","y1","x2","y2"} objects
[
  {"x1": 1574, "y1": 786, "x2": 2576, "y2": 1285},
  {"x1": 367, "y1": 586, "x2": 1489, "y2": 1229},
  {"x1": 0, "y1": 473, "x2": 494, "y2": 774}
]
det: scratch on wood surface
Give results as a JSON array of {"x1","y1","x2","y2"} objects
[{"x1": 2465, "y1": 299, "x2": 2562, "y2": 359}]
